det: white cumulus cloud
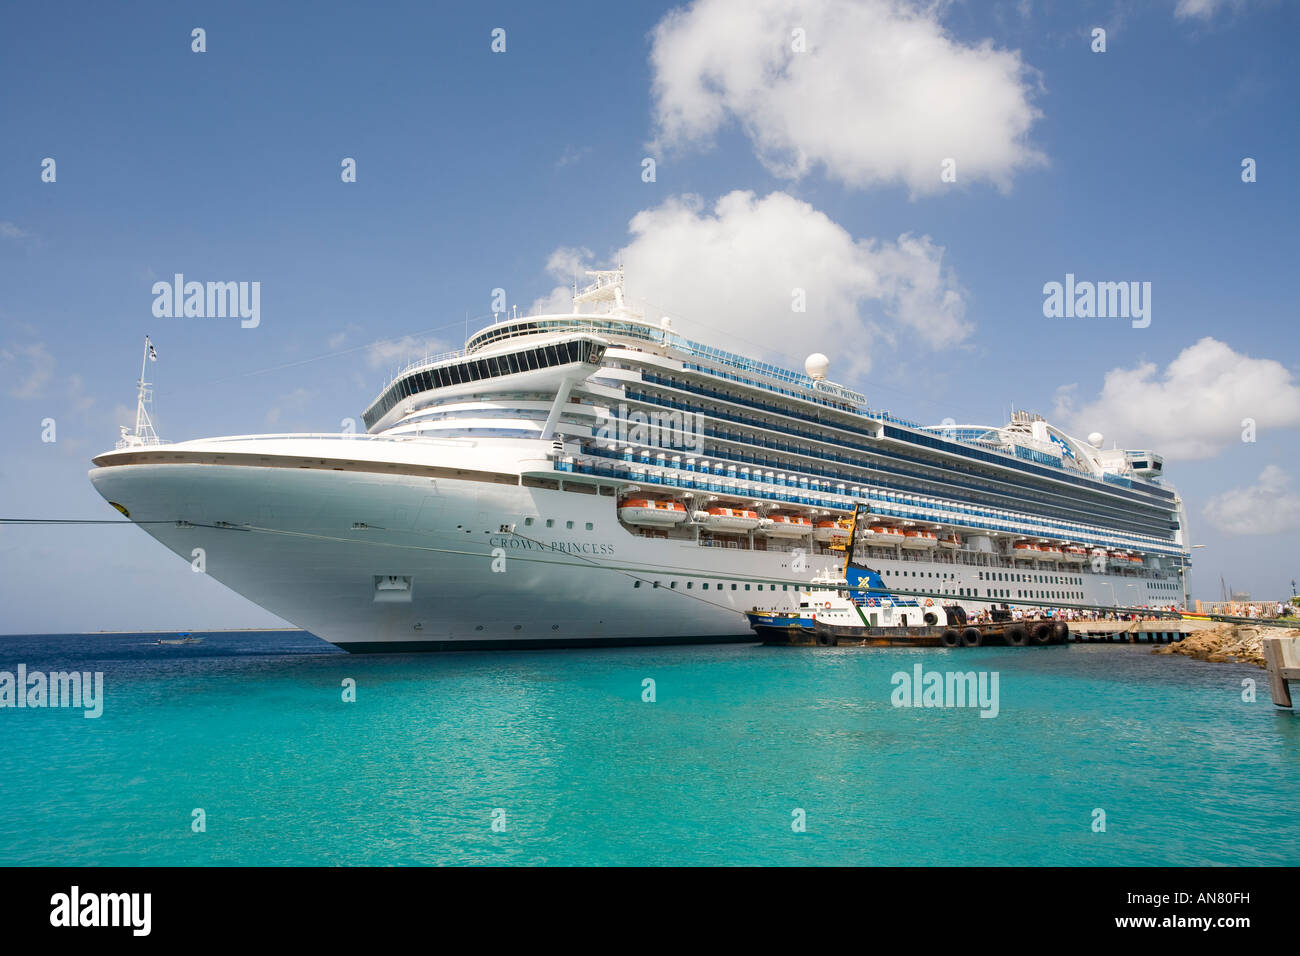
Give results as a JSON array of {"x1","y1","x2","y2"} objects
[
  {"x1": 1203, "y1": 465, "x2": 1300, "y2": 535},
  {"x1": 1174, "y1": 0, "x2": 1244, "y2": 19},
  {"x1": 1054, "y1": 337, "x2": 1300, "y2": 460},
  {"x1": 529, "y1": 190, "x2": 969, "y2": 380},
  {"x1": 649, "y1": 0, "x2": 1044, "y2": 195}
]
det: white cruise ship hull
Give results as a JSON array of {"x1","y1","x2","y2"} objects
[
  {"x1": 89, "y1": 441, "x2": 825, "y2": 651},
  {"x1": 90, "y1": 436, "x2": 1180, "y2": 653}
]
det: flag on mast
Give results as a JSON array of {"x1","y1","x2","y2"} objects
[{"x1": 147, "y1": 337, "x2": 157, "y2": 362}]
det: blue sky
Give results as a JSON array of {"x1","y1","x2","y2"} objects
[{"x1": 2, "y1": 0, "x2": 1298, "y2": 632}]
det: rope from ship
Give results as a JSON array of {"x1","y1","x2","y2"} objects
[
  {"x1": 0, "y1": 517, "x2": 755, "y2": 618},
  {"x1": 4, "y1": 519, "x2": 1284, "y2": 628}
]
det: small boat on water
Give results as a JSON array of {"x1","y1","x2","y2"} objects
[{"x1": 155, "y1": 633, "x2": 203, "y2": 645}]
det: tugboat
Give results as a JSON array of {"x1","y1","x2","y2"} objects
[{"x1": 748, "y1": 503, "x2": 1068, "y2": 648}]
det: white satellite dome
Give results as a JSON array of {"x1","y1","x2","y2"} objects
[
  {"x1": 1087, "y1": 431, "x2": 1104, "y2": 447},
  {"x1": 805, "y1": 353, "x2": 830, "y2": 381}
]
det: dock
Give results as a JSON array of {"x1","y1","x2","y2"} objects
[
  {"x1": 754, "y1": 618, "x2": 1232, "y2": 649},
  {"x1": 1065, "y1": 620, "x2": 1193, "y2": 644}
]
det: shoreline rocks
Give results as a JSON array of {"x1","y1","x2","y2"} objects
[{"x1": 1152, "y1": 624, "x2": 1300, "y2": 668}]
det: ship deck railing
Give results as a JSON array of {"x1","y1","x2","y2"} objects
[{"x1": 572, "y1": 446, "x2": 1180, "y2": 559}]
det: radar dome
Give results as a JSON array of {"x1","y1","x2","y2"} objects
[
  {"x1": 1088, "y1": 431, "x2": 1104, "y2": 447},
  {"x1": 805, "y1": 353, "x2": 830, "y2": 381}
]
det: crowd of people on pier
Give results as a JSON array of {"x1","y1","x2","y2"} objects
[{"x1": 965, "y1": 600, "x2": 1297, "y2": 623}]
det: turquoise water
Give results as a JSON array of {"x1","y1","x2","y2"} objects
[{"x1": 1, "y1": 632, "x2": 1296, "y2": 866}]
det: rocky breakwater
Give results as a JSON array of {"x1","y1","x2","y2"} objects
[{"x1": 1152, "y1": 623, "x2": 1300, "y2": 668}]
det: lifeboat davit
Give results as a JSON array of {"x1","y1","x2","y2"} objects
[
  {"x1": 693, "y1": 506, "x2": 763, "y2": 533},
  {"x1": 762, "y1": 513, "x2": 813, "y2": 538},
  {"x1": 865, "y1": 525, "x2": 904, "y2": 545},
  {"x1": 901, "y1": 530, "x2": 939, "y2": 549},
  {"x1": 813, "y1": 520, "x2": 851, "y2": 544},
  {"x1": 939, "y1": 533, "x2": 962, "y2": 550},
  {"x1": 618, "y1": 498, "x2": 688, "y2": 526}
]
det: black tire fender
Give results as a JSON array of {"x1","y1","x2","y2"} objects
[
  {"x1": 960, "y1": 627, "x2": 983, "y2": 647},
  {"x1": 940, "y1": 628, "x2": 961, "y2": 647},
  {"x1": 1005, "y1": 624, "x2": 1029, "y2": 646}
]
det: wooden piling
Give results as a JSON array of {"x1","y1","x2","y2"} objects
[{"x1": 1263, "y1": 636, "x2": 1300, "y2": 708}]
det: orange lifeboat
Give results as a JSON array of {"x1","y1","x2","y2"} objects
[
  {"x1": 693, "y1": 506, "x2": 763, "y2": 532},
  {"x1": 813, "y1": 520, "x2": 851, "y2": 544},
  {"x1": 901, "y1": 530, "x2": 938, "y2": 550},
  {"x1": 761, "y1": 513, "x2": 814, "y2": 539},
  {"x1": 865, "y1": 525, "x2": 904, "y2": 544},
  {"x1": 939, "y1": 533, "x2": 962, "y2": 550},
  {"x1": 1062, "y1": 546, "x2": 1088, "y2": 564},
  {"x1": 618, "y1": 498, "x2": 688, "y2": 526}
]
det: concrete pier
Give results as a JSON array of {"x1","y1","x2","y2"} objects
[{"x1": 1067, "y1": 621, "x2": 1193, "y2": 644}]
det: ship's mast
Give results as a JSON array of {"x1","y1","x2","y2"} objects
[
  {"x1": 120, "y1": 336, "x2": 160, "y2": 448},
  {"x1": 572, "y1": 266, "x2": 633, "y2": 315}
]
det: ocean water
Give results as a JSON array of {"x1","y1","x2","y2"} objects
[{"x1": 0, "y1": 631, "x2": 1295, "y2": 866}]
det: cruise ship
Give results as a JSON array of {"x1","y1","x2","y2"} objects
[{"x1": 90, "y1": 270, "x2": 1192, "y2": 651}]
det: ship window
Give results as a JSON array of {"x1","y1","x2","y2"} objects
[
  {"x1": 687, "y1": 582, "x2": 693, "y2": 589},
  {"x1": 634, "y1": 581, "x2": 641, "y2": 588},
  {"x1": 524, "y1": 517, "x2": 534, "y2": 526},
  {"x1": 703, "y1": 583, "x2": 709, "y2": 590},
  {"x1": 731, "y1": 584, "x2": 737, "y2": 590},
  {"x1": 546, "y1": 519, "x2": 554, "y2": 528},
  {"x1": 670, "y1": 581, "x2": 677, "y2": 588},
  {"x1": 585, "y1": 522, "x2": 593, "y2": 530},
  {"x1": 565, "y1": 520, "x2": 573, "y2": 529}
]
